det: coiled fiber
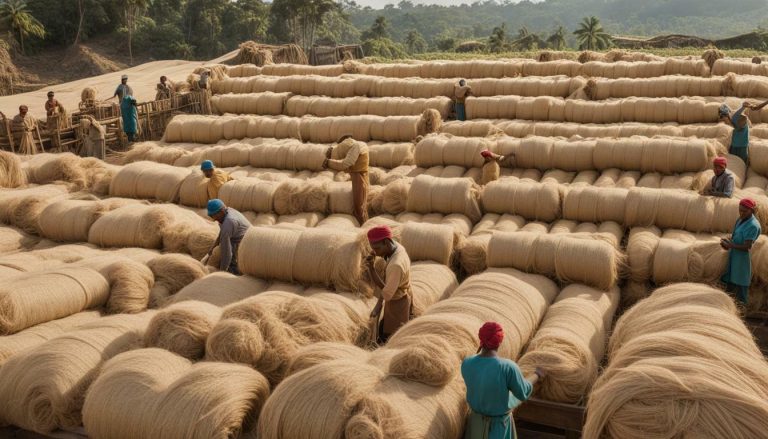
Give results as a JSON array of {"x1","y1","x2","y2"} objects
[
  {"x1": 0, "y1": 311, "x2": 154, "y2": 433},
  {"x1": 237, "y1": 227, "x2": 366, "y2": 293},
  {"x1": 171, "y1": 272, "x2": 271, "y2": 307},
  {"x1": 414, "y1": 134, "x2": 491, "y2": 168},
  {"x1": 496, "y1": 136, "x2": 595, "y2": 172},
  {"x1": 248, "y1": 140, "x2": 326, "y2": 171},
  {"x1": 405, "y1": 175, "x2": 481, "y2": 222},
  {"x1": 0, "y1": 310, "x2": 102, "y2": 366},
  {"x1": 82, "y1": 348, "x2": 270, "y2": 439},
  {"x1": 593, "y1": 137, "x2": 716, "y2": 173},
  {"x1": 273, "y1": 179, "x2": 328, "y2": 215},
  {"x1": 459, "y1": 214, "x2": 527, "y2": 275},
  {"x1": 585, "y1": 76, "x2": 724, "y2": 100},
  {"x1": 23, "y1": 153, "x2": 88, "y2": 190},
  {"x1": 481, "y1": 180, "x2": 561, "y2": 222},
  {"x1": 0, "y1": 185, "x2": 69, "y2": 234},
  {"x1": 0, "y1": 151, "x2": 25, "y2": 188},
  {"x1": 147, "y1": 254, "x2": 208, "y2": 307},
  {"x1": 585, "y1": 283, "x2": 768, "y2": 439},
  {"x1": 518, "y1": 285, "x2": 619, "y2": 403},
  {"x1": 562, "y1": 186, "x2": 628, "y2": 223},
  {"x1": 0, "y1": 267, "x2": 110, "y2": 335},
  {"x1": 285, "y1": 96, "x2": 453, "y2": 118},
  {"x1": 487, "y1": 232, "x2": 623, "y2": 290},
  {"x1": 109, "y1": 161, "x2": 192, "y2": 202},
  {"x1": 87, "y1": 204, "x2": 173, "y2": 249},
  {"x1": 219, "y1": 178, "x2": 278, "y2": 213},
  {"x1": 144, "y1": 300, "x2": 224, "y2": 360},
  {"x1": 211, "y1": 92, "x2": 291, "y2": 115},
  {"x1": 37, "y1": 198, "x2": 142, "y2": 242},
  {"x1": 0, "y1": 226, "x2": 38, "y2": 254}
]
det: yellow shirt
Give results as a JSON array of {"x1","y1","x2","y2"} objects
[{"x1": 207, "y1": 169, "x2": 232, "y2": 200}]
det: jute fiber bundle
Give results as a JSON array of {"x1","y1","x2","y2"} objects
[
  {"x1": 110, "y1": 161, "x2": 192, "y2": 202},
  {"x1": 237, "y1": 226, "x2": 366, "y2": 293},
  {"x1": 178, "y1": 171, "x2": 212, "y2": 208},
  {"x1": 651, "y1": 230, "x2": 730, "y2": 285},
  {"x1": 165, "y1": 115, "x2": 299, "y2": 144},
  {"x1": 487, "y1": 232, "x2": 624, "y2": 290},
  {"x1": 363, "y1": 220, "x2": 457, "y2": 266},
  {"x1": 262, "y1": 63, "x2": 342, "y2": 76},
  {"x1": 465, "y1": 95, "x2": 564, "y2": 121},
  {"x1": 750, "y1": 139, "x2": 768, "y2": 176},
  {"x1": 440, "y1": 120, "x2": 500, "y2": 137},
  {"x1": 0, "y1": 226, "x2": 37, "y2": 254},
  {"x1": 66, "y1": 254, "x2": 155, "y2": 314},
  {"x1": 594, "y1": 136, "x2": 716, "y2": 173},
  {"x1": 147, "y1": 254, "x2": 208, "y2": 307},
  {"x1": 367, "y1": 141, "x2": 414, "y2": 168},
  {"x1": 218, "y1": 178, "x2": 278, "y2": 213},
  {"x1": 496, "y1": 136, "x2": 595, "y2": 171},
  {"x1": 257, "y1": 268, "x2": 558, "y2": 439},
  {"x1": 82, "y1": 348, "x2": 270, "y2": 439},
  {"x1": 0, "y1": 267, "x2": 109, "y2": 335},
  {"x1": 712, "y1": 58, "x2": 768, "y2": 76},
  {"x1": 405, "y1": 175, "x2": 481, "y2": 222},
  {"x1": 23, "y1": 153, "x2": 88, "y2": 190},
  {"x1": 626, "y1": 226, "x2": 662, "y2": 286},
  {"x1": 481, "y1": 179, "x2": 561, "y2": 222},
  {"x1": 393, "y1": 211, "x2": 473, "y2": 238},
  {"x1": 0, "y1": 185, "x2": 68, "y2": 229},
  {"x1": 248, "y1": 139, "x2": 326, "y2": 171},
  {"x1": 469, "y1": 76, "x2": 584, "y2": 98},
  {"x1": 459, "y1": 214, "x2": 527, "y2": 275},
  {"x1": 0, "y1": 311, "x2": 102, "y2": 366},
  {"x1": 0, "y1": 311, "x2": 155, "y2": 433},
  {"x1": 586, "y1": 76, "x2": 724, "y2": 100},
  {"x1": 171, "y1": 272, "x2": 270, "y2": 307},
  {"x1": 87, "y1": 204, "x2": 173, "y2": 249},
  {"x1": 210, "y1": 92, "x2": 291, "y2": 115},
  {"x1": 285, "y1": 96, "x2": 453, "y2": 118},
  {"x1": 518, "y1": 285, "x2": 620, "y2": 403},
  {"x1": 272, "y1": 179, "x2": 328, "y2": 215},
  {"x1": 585, "y1": 284, "x2": 768, "y2": 439},
  {"x1": 120, "y1": 142, "x2": 190, "y2": 166},
  {"x1": 414, "y1": 134, "x2": 492, "y2": 168},
  {"x1": 521, "y1": 60, "x2": 582, "y2": 77},
  {"x1": 225, "y1": 63, "x2": 262, "y2": 77},
  {"x1": 36, "y1": 198, "x2": 140, "y2": 242},
  {"x1": 144, "y1": 300, "x2": 225, "y2": 360},
  {"x1": 409, "y1": 262, "x2": 458, "y2": 316},
  {"x1": 0, "y1": 150, "x2": 25, "y2": 188}
]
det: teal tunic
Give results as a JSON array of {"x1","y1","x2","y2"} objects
[
  {"x1": 461, "y1": 355, "x2": 533, "y2": 439},
  {"x1": 722, "y1": 214, "x2": 761, "y2": 303},
  {"x1": 731, "y1": 107, "x2": 750, "y2": 164},
  {"x1": 121, "y1": 95, "x2": 138, "y2": 134}
]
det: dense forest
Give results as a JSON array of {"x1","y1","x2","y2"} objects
[{"x1": 5, "y1": 0, "x2": 768, "y2": 62}]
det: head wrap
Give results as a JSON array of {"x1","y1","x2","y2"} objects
[
  {"x1": 479, "y1": 322, "x2": 504, "y2": 350},
  {"x1": 47, "y1": 91, "x2": 54, "y2": 97},
  {"x1": 480, "y1": 149, "x2": 493, "y2": 158},
  {"x1": 367, "y1": 226, "x2": 392, "y2": 243},
  {"x1": 740, "y1": 198, "x2": 757, "y2": 210},
  {"x1": 201, "y1": 160, "x2": 215, "y2": 171},
  {"x1": 207, "y1": 199, "x2": 225, "y2": 217},
  {"x1": 719, "y1": 103, "x2": 731, "y2": 117},
  {"x1": 121, "y1": 74, "x2": 128, "y2": 80},
  {"x1": 713, "y1": 157, "x2": 727, "y2": 167},
  {"x1": 19, "y1": 105, "x2": 27, "y2": 111}
]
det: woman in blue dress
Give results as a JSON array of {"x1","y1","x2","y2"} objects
[
  {"x1": 461, "y1": 321, "x2": 545, "y2": 439},
  {"x1": 721, "y1": 197, "x2": 762, "y2": 306},
  {"x1": 120, "y1": 95, "x2": 138, "y2": 142}
]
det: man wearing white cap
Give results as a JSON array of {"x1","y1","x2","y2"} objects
[{"x1": 112, "y1": 74, "x2": 134, "y2": 101}]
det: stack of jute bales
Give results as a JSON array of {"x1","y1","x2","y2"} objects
[
  {"x1": 210, "y1": 92, "x2": 291, "y2": 115},
  {"x1": 583, "y1": 75, "x2": 726, "y2": 100},
  {"x1": 284, "y1": 96, "x2": 453, "y2": 118},
  {"x1": 257, "y1": 268, "x2": 558, "y2": 439},
  {"x1": 712, "y1": 58, "x2": 768, "y2": 76},
  {"x1": 21, "y1": 153, "x2": 117, "y2": 194},
  {"x1": 225, "y1": 63, "x2": 262, "y2": 77}
]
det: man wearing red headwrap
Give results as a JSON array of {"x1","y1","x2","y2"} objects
[
  {"x1": 365, "y1": 225, "x2": 413, "y2": 344},
  {"x1": 721, "y1": 197, "x2": 762, "y2": 305},
  {"x1": 480, "y1": 149, "x2": 515, "y2": 185},
  {"x1": 704, "y1": 156, "x2": 734, "y2": 198},
  {"x1": 461, "y1": 322, "x2": 545, "y2": 439}
]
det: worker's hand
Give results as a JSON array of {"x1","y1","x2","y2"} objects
[
  {"x1": 365, "y1": 253, "x2": 376, "y2": 267},
  {"x1": 325, "y1": 147, "x2": 333, "y2": 159},
  {"x1": 370, "y1": 303, "x2": 382, "y2": 318},
  {"x1": 720, "y1": 238, "x2": 731, "y2": 250},
  {"x1": 742, "y1": 101, "x2": 752, "y2": 109}
]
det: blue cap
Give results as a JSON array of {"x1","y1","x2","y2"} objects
[
  {"x1": 207, "y1": 199, "x2": 225, "y2": 216},
  {"x1": 201, "y1": 160, "x2": 215, "y2": 171}
]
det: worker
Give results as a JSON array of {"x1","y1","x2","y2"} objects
[
  {"x1": 703, "y1": 157, "x2": 735, "y2": 198},
  {"x1": 201, "y1": 160, "x2": 232, "y2": 200},
  {"x1": 120, "y1": 94, "x2": 138, "y2": 142},
  {"x1": 323, "y1": 134, "x2": 369, "y2": 225},
  {"x1": 461, "y1": 322, "x2": 546, "y2": 439},
  {"x1": 113, "y1": 74, "x2": 134, "y2": 101},
  {"x1": 12, "y1": 105, "x2": 38, "y2": 154},
  {"x1": 480, "y1": 149, "x2": 514, "y2": 185},
  {"x1": 78, "y1": 116, "x2": 106, "y2": 159},
  {"x1": 199, "y1": 70, "x2": 210, "y2": 90},
  {"x1": 721, "y1": 198, "x2": 761, "y2": 306},
  {"x1": 44, "y1": 91, "x2": 64, "y2": 117},
  {"x1": 204, "y1": 199, "x2": 250, "y2": 275},
  {"x1": 454, "y1": 79, "x2": 472, "y2": 121},
  {"x1": 729, "y1": 101, "x2": 751, "y2": 165},
  {"x1": 365, "y1": 225, "x2": 412, "y2": 344},
  {"x1": 156, "y1": 75, "x2": 172, "y2": 100}
]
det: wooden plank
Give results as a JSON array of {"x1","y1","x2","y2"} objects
[{"x1": 516, "y1": 398, "x2": 584, "y2": 433}]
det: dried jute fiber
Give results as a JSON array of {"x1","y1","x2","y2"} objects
[
  {"x1": 518, "y1": 285, "x2": 620, "y2": 404},
  {"x1": 487, "y1": 231, "x2": 624, "y2": 290},
  {"x1": 405, "y1": 175, "x2": 482, "y2": 224},
  {"x1": 70, "y1": 255, "x2": 155, "y2": 315},
  {"x1": 109, "y1": 161, "x2": 192, "y2": 203},
  {"x1": 88, "y1": 204, "x2": 173, "y2": 249},
  {"x1": 36, "y1": 198, "x2": 143, "y2": 243},
  {"x1": 0, "y1": 266, "x2": 110, "y2": 335},
  {"x1": 0, "y1": 150, "x2": 25, "y2": 188},
  {"x1": 257, "y1": 268, "x2": 558, "y2": 439},
  {"x1": 0, "y1": 311, "x2": 155, "y2": 433},
  {"x1": 562, "y1": 186, "x2": 628, "y2": 224},
  {"x1": 459, "y1": 214, "x2": 527, "y2": 275},
  {"x1": 584, "y1": 284, "x2": 768, "y2": 439},
  {"x1": 0, "y1": 225, "x2": 38, "y2": 255},
  {"x1": 147, "y1": 254, "x2": 208, "y2": 307},
  {"x1": 481, "y1": 179, "x2": 561, "y2": 222},
  {"x1": 0, "y1": 310, "x2": 102, "y2": 366},
  {"x1": 82, "y1": 348, "x2": 270, "y2": 439}
]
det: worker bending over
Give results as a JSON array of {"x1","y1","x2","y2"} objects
[
  {"x1": 201, "y1": 160, "x2": 232, "y2": 200},
  {"x1": 461, "y1": 322, "x2": 545, "y2": 439},
  {"x1": 205, "y1": 199, "x2": 250, "y2": 275},
  {"x1": 480, "y1": 149, "x2": 514, "y2": 185},
  {"x1": 365, "y1": 225, "x2": 412, "y2": 344},
  {"x1": 703, "y1": 157, "x2": 735, "y2": 198},
  {"x1": 721, "y1": 197, "x2": 761, "y2": 306},
  {"x1": 323, "y1": 134, "x2": 369, "y2": 225}
]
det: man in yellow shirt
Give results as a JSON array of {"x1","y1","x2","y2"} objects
[
  {"x1": 323, "y1": 134, "x2": 370, "y2": 225},
  {"x1": 201, "y1": 160, "x2": 231, "y2": 200}
]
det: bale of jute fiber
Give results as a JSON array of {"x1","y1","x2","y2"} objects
[
  {"x1": 257, "y1": 268, "x2": 558, "y2": 439},
  {"x1": 22, "y1": 153, "x2": 88, "y2": 189},
  {"x1": 0, "y1": 150, "x2": 25, "y2": 188},
  {"x1": 120, "y1": 142, "x2": 191, "y2": 165},
  {"x1": 237, "y1": 227, "x2": 366, "y2": 293},
  {"x1": 487, "y1": 232, "x2": 623, "y2": 290},
  {"x1": 0, "y1": 310, "x2": 102, "y2": 366},
  {"x1": 626, "y1": 226, "x2": 662, "y2": 284},
  {"x1": 459, "y1": 214, "x2": 527, "y2": 275},
  {"x1": 178, "y1": 171, "x2": 212, "y2": 208},
  {"x1": 497, "y1": 136, "x2": 596, "y2": 172},
  {"x1": 66, "y1": 254, "x2": 156, "y2": 314},
  {"x1": 272, "y1": 178, "x2": 328, "y2": 215},
  {"x1": 468, "y1": 76, "x2": 583, "y2": 98},
  {"x1": 225, "y1": 63, "x2": 262, "y2": 77},
  {"x1": 0, "y1": 225, "x2": 37, "y2": 255},
  {"x1": 285, "y1": 96, "x2": 453, "y2": 118},
  {"x1": 593, "y1": 137, "x2": 715, "y2": 173},
  {"x1": 82, "y1": 348, "x2": 270, "y2": 439},
  {"x1": 393, "y1": 211, "x2": 473, "y2": 238},
  {"x1": 218, "y1": 178, "x2": 278, "y2": 213},
  {"x1": 561, "y1": 186, "x2": 628, "y2": 224},
  {"x1": 35, "y1": 198, "x2": 135, "y2": 243},
  {"x1": 0, "y1": 311, "x2": 155, "y2": 433},
  {"x1": 518, "y1": 285, "x2": 619, "y2": 403},
  {"x1": 147, "y1": 254, "x2": 208, "y2": 307},
  {"x1": 109, "y1": 161, "x2": 192, "y2": 202},
  {"x1": 586, "y1": 76, "x2": 725, "y2": 100},
  {"x1": 88, "y1": 204, "x2": 172, "y2": 249},
  {"x1": 414, "y1": 134, "x2": 491, "y2": 168},
  {"x1": 246, "y1": 139, "x2": 323, "y2": 171},
  {"x1": 0, "y1": 185, "x2": 68, "y2": 226},
  {"x1": 210, "y1": 92, "x2": 291, "y2": 115},
  {"x1": 481, "y1": 179, "x2": 561, "y2": 222},
  {"x1": 585, "y1": 284, "x2": 768, "y2": 439},
  {"x1": 144, "y1": 300, "x2": 224, "y2": 360},
  {"x1": 0, "y1": 267, "x2": 110, "y2": 335},
  {"x1": 171, "y1": 272, "x2": 270, "y2": 307},
  {"x1": 363, "y1": 221, "x2": 457, "y2": 266},
  {"x1": 409, "y1": 262, "x2": 458, "y2": 316},
  {"x1": 712, "y1": 58, "x2": 768, "y2": 76},
  {"x1": 404, "y1": 175, "x2": 481, "y2": 222}
]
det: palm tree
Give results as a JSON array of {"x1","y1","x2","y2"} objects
[
  {"x1": 369, "y1": 16, "x2": 389, "y2": 40},
  {"x1": 547, "y1": 26, "x2": 567, "y2": 50},
  {"x1": 125, "y1": 0, "x2": 151, "y2": 65},
  {"x1": 0, "y1": 0, "x2": 44, "y2": 54},
  {"x1": 405, "y1": 30, "x2": 426, "y2": 53},
  {"x1": 573, "y1": 16, "x2": 612, "y2": 51},
  {"x1": 488, "y1": 23, "x2": 509, "y2": 53}
]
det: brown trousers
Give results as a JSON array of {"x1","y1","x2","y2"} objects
[
  {"x1": 381, "y1": 292, "x2": 412, "y2": 337},
  {"x1": 351, "y1": 171, "x2": 369, "y2": 225}
]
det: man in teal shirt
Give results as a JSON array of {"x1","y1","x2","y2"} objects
[
  {"x1": 461, "y1": 322, "x2": 545, "y2": 439},
  {"x1": 729, "y1": 102, "x2": 751, "y2": 164},
  {"x1": 721, "y1": 197, "x2": 762, "y2": 305}
]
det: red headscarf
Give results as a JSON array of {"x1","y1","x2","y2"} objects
[
  {"x1": 367, "y1": 225, "x2": 392, "y2": 243},
  {"x1": 478, "y1": 322, "x2": 504, "y2": 350},
  {"x1": 713, "y1": 157, "x2": 727, "y2": 167},
  {"x1": 740, "y1": 198, "x2": 757, "y2": 210},
  {"x1": 480, "y1": 149, "x2": 493, "y2": 158}
]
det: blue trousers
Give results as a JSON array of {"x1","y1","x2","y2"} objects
[{"x1": 455, "y1": 102, "x2": 466, "y2": 121}]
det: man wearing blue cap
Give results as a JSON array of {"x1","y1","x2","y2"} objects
[
  {"x1": 204, "y1": 199, "x2": 250, "y2": 274},
  {"x1": 201, "y1": 160, "x2": 231, "y2": 200}
]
